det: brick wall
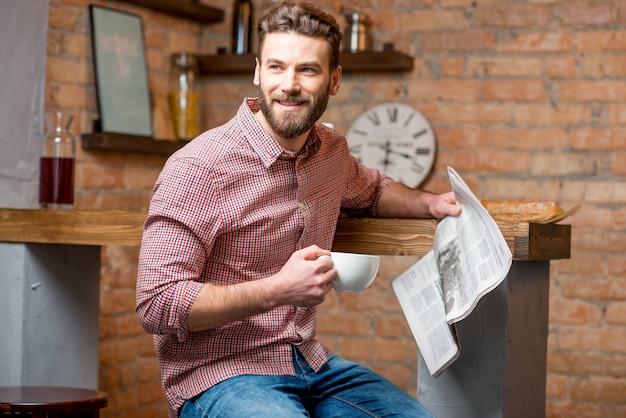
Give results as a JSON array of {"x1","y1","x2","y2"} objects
[{"x1": 45, "y1": 0, "x2": 626, "y2": 417}]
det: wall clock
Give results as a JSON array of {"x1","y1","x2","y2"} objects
[{"x1": 345, "y1": 102, "x2": 436, "y2": 187}]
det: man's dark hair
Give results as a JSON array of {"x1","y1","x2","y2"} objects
[{"x1": 257, "y1": 1, "x2": 343, "y2": 71}]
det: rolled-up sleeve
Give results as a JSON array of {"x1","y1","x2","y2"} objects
[
  {"x1": 340, "y1": 152, "x2": 396, "y2": 217},
  {"x1": 136, "y1": 156, "x2": 221, "y2": 342}
]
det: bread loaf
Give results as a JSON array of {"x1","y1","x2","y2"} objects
[{"x1": 480, "y1": 199, "x2": 565, "y2": 223}]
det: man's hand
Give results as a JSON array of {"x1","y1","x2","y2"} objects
[
  {"x1": 425, "y1": 190, "x2": 461, "y2": 219},
  {"x1": 271, "y1": 245, "x2": 336, "y2": 307}
]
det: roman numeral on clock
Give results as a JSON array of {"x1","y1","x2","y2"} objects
[
  {"x1": 387, "y1": 106, "x2": 398, "y2": 123},
  {"x1": 366, "y1": 111, "x2": 381, "y2": 126}
]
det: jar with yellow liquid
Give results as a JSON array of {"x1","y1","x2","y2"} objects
[{"x1": 168, "y1": 52, "x2": 200, "y2": 140}]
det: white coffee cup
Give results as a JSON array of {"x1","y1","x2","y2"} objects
[{"x1": 321, "y1": 252, "x2": 380, "y2": 293}]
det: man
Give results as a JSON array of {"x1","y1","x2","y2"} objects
[{"x1": 137, "y1": 2, "x2": 460, "y2": 417}]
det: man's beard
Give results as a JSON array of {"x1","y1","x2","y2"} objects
[{"x1": 258, "y1": 84, "x2": 330, "y2": 139}]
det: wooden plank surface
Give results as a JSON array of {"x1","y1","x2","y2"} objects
[{"x1": 0, "y1": 209, "x2": 570, "y2": 260}]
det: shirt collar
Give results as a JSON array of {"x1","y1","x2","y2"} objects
[{"x1": 238, "y1": 97, "x2": 321, "y2": 167}]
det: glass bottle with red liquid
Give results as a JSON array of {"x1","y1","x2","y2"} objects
[{"x1": 39, "y1": 111, "x2": 75, "y2": 209}]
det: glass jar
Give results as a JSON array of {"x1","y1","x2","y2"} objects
[
  {"x1": 39, "y1": 111, "x2": 76, "y2": 210},
  {"x1": 168, "y1": 52, "x2": 200, "y2": 140}
]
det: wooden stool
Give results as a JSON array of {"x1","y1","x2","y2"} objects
[{"x1": 0, "y1": 386, "x2": 107, "y2": 417}]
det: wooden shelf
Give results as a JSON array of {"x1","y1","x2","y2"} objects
[
  {"x1": 81, "y1": 132, "x2": 187, "y2": 156},
  {"x1": 121, "y1": 0, "x2": 223, "y2": 23},
  {"x1": 197, "y1": 51, "x2": 414, "y2": 74}
]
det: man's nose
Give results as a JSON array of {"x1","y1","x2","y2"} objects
[{"x1": 281, "y1": 69, "x2": 301, "y2": 93}]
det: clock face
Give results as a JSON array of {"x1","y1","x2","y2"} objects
[{"x1": 345, "y1": 102, "x2": 436, "y2": 187}]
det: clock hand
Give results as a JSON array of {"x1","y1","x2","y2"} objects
[{"x1": 374, "y1": 142, "x2": 413, "y2": 159}]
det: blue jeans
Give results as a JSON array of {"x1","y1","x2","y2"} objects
[{"x1": 180, "y1": 347, "x2": 434, "y2": 417}]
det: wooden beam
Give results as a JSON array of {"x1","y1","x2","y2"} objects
[{"x1": 0, "y1": 209, "x2": 570, "y2": 261}]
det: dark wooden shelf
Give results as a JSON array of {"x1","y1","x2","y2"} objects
[
  {"x1": 81, "y1": 132, "x2": 187, "y2": 156},
  {"x1": 197, "y1": 50, "x2": 414, "y2": 74},
  {"x1": 121, "y1": 0, "x2": 223, "y2": 23}
]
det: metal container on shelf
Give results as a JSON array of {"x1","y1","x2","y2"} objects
[{"x1": 343, "y1": 11, "x2": 372, "y2": 53}]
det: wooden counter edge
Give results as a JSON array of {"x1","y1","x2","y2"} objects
[{"x1": 0, "y1": 209, "x2": 571, "y2": 261}]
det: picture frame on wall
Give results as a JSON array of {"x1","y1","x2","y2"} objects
[{"x1": 89, "y1": 6, "x2": 152, "y2": 137}]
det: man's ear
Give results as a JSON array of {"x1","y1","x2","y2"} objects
[
  {"x1": 253, "y1": 57, "x2": 260, "y2": 86},
  {"x1": 329, "y1": 65, "x2": 342, "y2": 96}
]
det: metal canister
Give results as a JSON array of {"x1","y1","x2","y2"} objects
[{"x1": 343, "y1": 12, "x2": 372, "y2": 53}]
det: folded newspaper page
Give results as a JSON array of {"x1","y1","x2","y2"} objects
[{"x1": 392, "y1": 166, "x2": 513, "y2": 376}]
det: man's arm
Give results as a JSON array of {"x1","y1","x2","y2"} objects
[
  {"x1": 376, "y1": 182, "x2": 461, "y2": 219},
  {"x1": 187, "y1": 245, "x2": 335, "y2": 332}
]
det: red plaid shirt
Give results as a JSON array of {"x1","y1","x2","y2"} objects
[{"x1": 137, "y1": 97, "x2": 394, "y2": 417}]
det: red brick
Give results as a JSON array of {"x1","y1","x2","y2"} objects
[
  {"x1": 475, "y1": 149, "x2": 530, "y2": 172},
  {"x1": 558, "y1": 327, "x2": 626, "y2": 354},
  {"x1": 482, "y1": 178, "x2": 561, "y2": 201},
  {"x1": 490, "y1": 128, "x2": 569, "y2": 150},
  {"x1": 561, "y1": 277, "x2": 626, "y2": 301},
  {"x1": 546, "y1": 56, "x2": 577, "y2": 79},
  {"x1": 407, "y1": 80, "x2": 481, "y2": 102},
  {"x1": 482, "y1": 80, "x2": 547, "y2": 102},
  {"x1": 316, "y1": 313, "x2": 372, "y2": 336},
  {"x1": 562, "y1": 181, "x2": 626, "y2": 204},
  {"x1": 440, "y1": 57, "x2": 464, "y2": 77},
  {"x1": 562, "y1": 80, "x2": 626, "y2": 102},
  {"x1": 530, "y1": 153, "x2": 596, "y2": 177},
  {"x1": 436, "y1": 127, "x2": 491, "y2": 148},
  {"x1": 571, "y1": 376, "x2": 626, "y2": 403},
  {"x1": 570, "y1": 128, "x2": 626, "y2": 150},
  {"x1": 554, "y1": 4, "x2": 614, "y2": 26},
  {"x1": 568, "y1": 205, "x2": 613, "y2": 229},
  {"x1": 610, "y1": 153, "x2": 626, "y2": 175},
  {"x1": 467, "y1": 56, "x2": 542, "y2": 77},
  {"x1": 620, "y1": 3, "x2": 626, "y2": 24},
  {"x1": 100, "y1": 289, "x2": 137, "y2": 316},
  {"x1": 608, "y1": 254, "x2": 626, "y2": 275},
  {"x1": 545, "y1": 373, "x2": 568, "y2": 398},
  {"x1": 78, "y1": 163, "x2": 125, "y2": 189},
  {"x1": 547, "y1": 351, "x2": 605, "y2": 375},
  {"x1": 400, "y1": 10, "x2": 468, "y2": 31},
  {"x1": 374, "y1": 317, "x2": 412, "y2": 338},
  {"x1": 546, "y1": 401, "x2": 601, "y2": 418},
  {"x1": 606, "y1": 354, "x2": 626, "y2": 378},
  {"x1": 434, "y1": 103, "x2": 513, "y2": 124},
  {"x1": 498, "y1": 31, "x2": 572, "y2": 53},
  {"x1": 608, "y1": 104, "x2": 626, "y2": 125},
  {"x1": 573, "y1": 30, "x2": 626, "y2": 51},
  {"x1": 549, "y1": 299, "x2": 603, "y2": 325},
  {"x1": 50, "y1": 83, "x2": 95, "y2": 109},
  {"x1": 373, "y1": 339, "x2": 410, "y2": 362},
  {"x1": 606, "y1": 302, "x2": 626, "y2": 325},
  {"x1": 340, "y1": 337, "x2": 376, "y2": 360},
  {"x1": 422, "y1": 31, "x2": 495, "y2": 53},
  {"x1": 581, "y1": 55, "x2": 626, "y2": 78},
  {"x1": 514, "y1": 104, "x2": 591, "y2": 126},
  {"x1": 474, "y1": 5, "x2": 550, "y2": 28}
]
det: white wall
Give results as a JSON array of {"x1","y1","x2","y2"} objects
[{"x1": 0, "y1": 0, "x2": 49, "y2": 208}]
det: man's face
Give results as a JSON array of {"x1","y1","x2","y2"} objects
[{"x1": 254, "y1": 32, "x2": 341, "y2": 144}]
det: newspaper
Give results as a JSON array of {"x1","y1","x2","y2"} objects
[{"x1": 392, "y1": 166, "x2": 513, "y2": 376}]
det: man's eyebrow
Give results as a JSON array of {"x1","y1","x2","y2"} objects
[{"x1": 263, "y1": 58, "x2": 323, "y2": 69}]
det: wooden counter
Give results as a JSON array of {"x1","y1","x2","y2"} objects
[
  {"x1": 0, "y1": 208, "x2": 571, "y2": 417},
  {"x1": 0, "y1": 209, "x2": 570, "y2": 261}
]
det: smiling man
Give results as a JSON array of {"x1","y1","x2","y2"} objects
[{"x1": 136, "y1": 2, "x2": 459, "y2": 417}]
